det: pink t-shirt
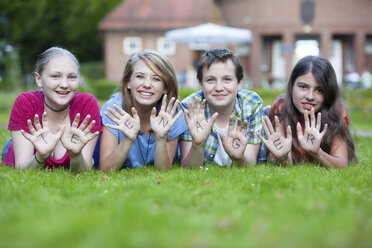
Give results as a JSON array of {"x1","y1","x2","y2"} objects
[{"x1": 2, "y1": 91, "x2": 102, "y2": 168}]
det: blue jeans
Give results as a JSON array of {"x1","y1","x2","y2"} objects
[{"x1": 1, "y1": 138, "x2": 12, "y2": 162}]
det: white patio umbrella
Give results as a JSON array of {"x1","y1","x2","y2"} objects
[{"x1": 165, "y1": 23, "x2": 252, "y2": 44}]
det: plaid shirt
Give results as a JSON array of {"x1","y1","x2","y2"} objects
[{"x1": 180, "y1": 89, "x2": 265, "y2": 164}]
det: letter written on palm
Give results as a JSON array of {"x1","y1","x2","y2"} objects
[
  {"x1": 105, "y1": 104, "x2": 140, "y2": 141},
  {"x1": 21, "y1": 112, "x2": 65, "y2": 157},
  {"x1": 184, "y1": 99, "x2": 218, "y2": 146},
  {"x1": 219, "y1": 116, "x2": 253, "y2": 160},
  {"x1": 61, "y1": 113, "x2": 99, "y2": 154},
  {"x1": 258, "y1": 115, "x2": 292, "y2": 160},
  {"x1": 150, "y1": 95, "x2": 182, "y2": 139},
  {"x1": 297, "y1": 108, "x2": 328, "y2": 156}
]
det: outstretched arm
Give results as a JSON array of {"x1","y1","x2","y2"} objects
[
  {"x1": 257, "y1": 115, "x2": 293, "y2": 165},
  {"x1": 181, "y1": 99, "x2": 218, "y2": 169},
  {"x1": 99, "y1": 105, "x2": 140, "y2": 171},
  {"x1": 61, "y1": 114, "x2": 99, "y2": 171},
  {"x1": 297, "y1": 108, "x2": 347, "y2": 168},
  {"x1": 219, "y1": 116, "x2": 254, "y2": 167},
  {"x1": 151, "y1": 95, "x2": 183, "y2": 170}
]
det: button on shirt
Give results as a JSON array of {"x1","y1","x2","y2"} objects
[{"x1": 180, "y1": 89, "x2": 266, "y2": 165}]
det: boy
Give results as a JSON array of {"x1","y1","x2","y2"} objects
[{"x1": 180, "y1": 48, "x2": 265, "y2": 168}]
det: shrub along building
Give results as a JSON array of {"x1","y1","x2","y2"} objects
[{"x1": 99, "y1": 0, "x2": 372, "y2": 88}]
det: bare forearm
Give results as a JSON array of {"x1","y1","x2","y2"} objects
[
  {"x1": 182, "y1": 142, "x2": 205, "y2": 169},
  {"x1": 231, "y1": 157, "x2": 250, "y2": 167},
  {"x1": 100, "y1": 139, "x2": 134, "y2": 171},
  {"x1": 241, "y1": 144, "x2": 260, "y2": 166},
  {"x1": 69, "y1": 152, "x2": 91, "y2": 171},
  {"x1": 15, "y1": 152, "x2": 50, "y2": 170},
  {"x1": 268, "y1": 151, "x2": 292, "y2": 165},
  {"x1": 154, "y1": 137, "x2": 171, "y2": 170},
  {"x1": 311, "y1": 148, "x2": 348, "y2": 169}
]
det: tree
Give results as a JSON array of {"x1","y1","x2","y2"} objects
[{"x1": 0, "y1": 0, "x2": 122, "y2": 74}]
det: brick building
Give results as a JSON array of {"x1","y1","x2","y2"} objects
[{"x1": 99, "y1": 0, "x2": 372, "y2": 88}]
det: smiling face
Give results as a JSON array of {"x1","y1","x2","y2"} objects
[
  {"x1": 200, "y1": 60, "x2": 241, "y2": 112},
  {"x1": 35, "y1": 55, "x2": 79, "y2": 110},
  {"x1": 126, "y1": 60, "x2": 165, "y2": 109},
  {"x1": 292, "y1": 72, "x2": 325, "y2": 114}
]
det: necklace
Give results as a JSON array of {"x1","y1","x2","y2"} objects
[
  {"x1": 138, "y1": 130, "x2": 152, "y2": 165},
  {"x1": 44, "y1": 99, "x2": 70, "y2": 112}
]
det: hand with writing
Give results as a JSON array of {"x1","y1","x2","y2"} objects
[
  {"x1": 184, "y1": 99, "x2": 218, "y2": 146},
  {"x1": 258, "y1": 115, "x2": 292, "y2": 160},
  {"x1": 150, "y1": 95, "x2": 182, "y2": 139},
  {"x1": 219, "y1": 116, "x2": 253, "y2": 161},
  {"x1": 61, "y1": 114, "x2": 99, "y2": 155},
  {"x1": 105, "y1": 104, "x2": 140, "y2": 141},
  {"x1": 21, "y1": 112, "x2": 64, "y2": 157},
  {"x1": 297, "y1": 108, "x2": 327, "y2": 156}
]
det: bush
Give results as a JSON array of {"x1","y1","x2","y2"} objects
[
  {"x1": 341, "y1": 88, "x2": 372, "y2": 111},
  {"x1": 80, "y1": 62, "x2": 104, "y2": 81},
  {"x1": 0, "y1": 43, "x2": 21, "y2": 91},
  {"x1": 178, "y1": 88, "x2": 198, "y2": 101},
  {"x1": 92, "y1": 78, "x2": 118, "y2": 100}
]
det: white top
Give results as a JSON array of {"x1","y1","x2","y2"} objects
[{"x1": 213, "y1": 123, "x2": 232, "y2": 167}]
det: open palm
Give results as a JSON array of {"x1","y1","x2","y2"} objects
[
  {"x1": 184, "y1": 99, "x2": 218, "y2": 145},
  {"x1": 21, "y1": 112, "x2": 64, "y2": 156},
  {"x1": 297, "y1": 108, "x2": 327, "y2": 155},
  {"x1": 150, "y1": 95, "x2": 182, "y2": 139},
  {"x1": 105, "y1": 104, "x2": 140, "y2": 141},
  {"x1": 220, "y1": 117, "x2": 252, "y2": 160},
  {"x1": 258, "y1": 115, "x2": 292, "y2": 160},
  {"x1": 61, "y1": 114, "x2": 99, "y2": 154}
]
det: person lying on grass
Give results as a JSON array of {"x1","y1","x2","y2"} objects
[
  {"x1": 258, "y1": 55, "x2": 357, "y2": 168},
  {"x1": 1, "y1": 47, "x2": 101, "y2": 170},
  {"x1": 99, "y1": 50, "x2": 187, "y2": 171},
  {"x1": 179, "y1": 48, "x2": 265, "y2": 168}
]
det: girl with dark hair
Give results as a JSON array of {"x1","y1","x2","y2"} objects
[
  {"x1": 99, "y1": 50, "x2": 187, "y2": 170},
  {"x1": 258, "y1": 55, "x2": 356, "y2": 168},
  {"x1": 1, "y1": 47, "x2": 101, "y2": 170}
]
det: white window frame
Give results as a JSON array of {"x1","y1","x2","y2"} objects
[
  {"x1": 237, "y1": 44, "x2": 251, "y2": 56},
  {"x1": 157, "y1": 37, "x2": 176, "y2": 55},
  {"x1": 123, "y1": 37, "x2": 142, "y2": 55},
  {"x1": 365, "y1": 37, "x2": 372, "y2": 55}
]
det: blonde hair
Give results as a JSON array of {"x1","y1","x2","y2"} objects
[
  {"x1": 121, "y1": 50, "x2": 178, "y2": 112},
  {"x1": 35, "y1": 47, "x2": 79, "y2": 75}
]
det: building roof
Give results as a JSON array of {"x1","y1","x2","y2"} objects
[{"x1": 99, "y1": 0, "x2": 222, "y2": 32}]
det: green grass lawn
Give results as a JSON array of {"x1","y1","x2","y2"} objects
[
  {"x1": 0, "y1": 129, "x2": 371, "y2": 247},
  {"x1": 0, "y1": 89, "x2": 371, "y2": 247}
]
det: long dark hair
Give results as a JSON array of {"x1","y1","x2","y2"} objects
[{"x1": 271, "y1": 55, "x2": 357, "y2": 163}]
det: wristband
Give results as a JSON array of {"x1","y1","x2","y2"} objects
[{"x1": 34, "y1": 153, "x2": 46, "y2": 165}]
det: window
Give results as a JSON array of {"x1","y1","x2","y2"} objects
[
  {"x1": 123, "y1": 37, "x2": 142, "y2": 55},
  {"x1": 365, "y1": 36, "x2": 372, "y2": 55},
  {"x1": 157, "y1": 37, "x2": 176, "y2": 55},
  {"x1": 237, "y1": 44, "x2": 250, "y2": 56}
]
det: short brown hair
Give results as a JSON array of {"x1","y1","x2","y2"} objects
[{"x1": 196, "y1": 48, "x2": 243, "y2": 83}]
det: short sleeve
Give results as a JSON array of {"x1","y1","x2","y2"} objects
[
  {"x1": 100, "y1": 93, "x2": 122, "y2": 139},
  {"x1": 239, "y1": 90, "x2": 264, "y2": 144},
  {"x1": 167, "y1": 108, "x2": 188, "y2": 140},
  {"x1": 70, "y1": 93, "x2": 102, "y2": 133},
  {"x1": 8, "y1": 91, "x2": 44, "y2": 133}
]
